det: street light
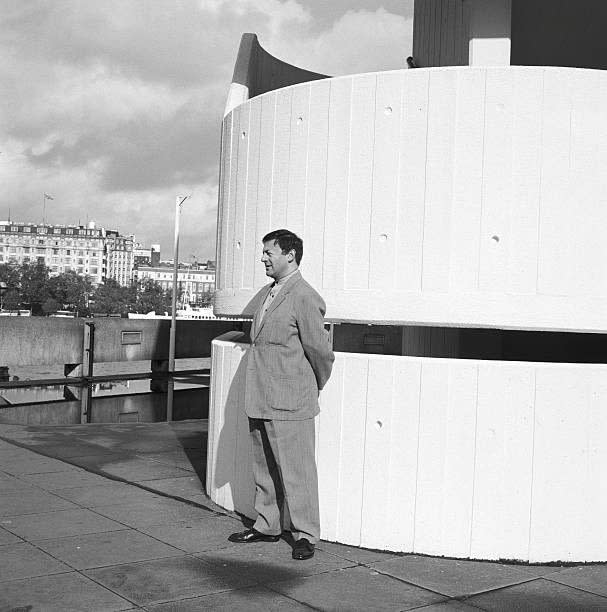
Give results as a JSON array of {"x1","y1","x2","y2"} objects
[{"x1": 167, "y1": 195, "x2": 190, "y2": 422}]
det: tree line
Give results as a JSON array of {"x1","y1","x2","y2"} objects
[{"x1": 0, "y1": 261, "x2": 177, "y2": 316}]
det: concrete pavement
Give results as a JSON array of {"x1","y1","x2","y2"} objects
[{"x1": 1, "y1": 420, "x2": 606, "y2": 611}]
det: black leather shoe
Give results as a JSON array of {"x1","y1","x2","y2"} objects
[
  {"x1": 228, "y1": 528, "x2": 281, "y2": 543},
  {"x1": 292, "y1": 538, "x2": 315, "y2": 560}
]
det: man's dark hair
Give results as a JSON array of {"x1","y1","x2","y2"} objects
[{"x1": 262, "y1": 229, "x2": 303, "y2": 265}]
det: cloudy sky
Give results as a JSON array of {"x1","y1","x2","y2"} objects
[{"x1": 1, "y1": 0, "x2": 413, "y2": 262}]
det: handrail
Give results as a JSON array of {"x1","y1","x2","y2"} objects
[{"x1": 0, "y1": 368, "x2": 210, "y2": 391}]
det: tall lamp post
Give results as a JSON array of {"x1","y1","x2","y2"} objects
[{"x1": 167, "y1": 195, "x2": 190, "y2": 421}]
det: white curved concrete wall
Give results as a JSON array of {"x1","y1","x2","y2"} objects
[
  {"x1": 207, "y1": 335, "x2": 607, "y2": 563},
  {"x1": 216, "y1": 66, "x2": 607, "y2": 333}
]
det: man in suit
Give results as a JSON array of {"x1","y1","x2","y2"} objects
[{"x1": 228, "y1": 229, "x2": 334, "y2": 560}]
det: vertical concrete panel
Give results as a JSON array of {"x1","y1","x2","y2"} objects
[
  {"x1": 286, "y1": 85, "x2": 310, "y2": 236},
  {"x1": 317, "y1": 355, "x2": 344, "y2": 541},
  {"x1": 478, "y1": 69, "x2": 514, "y2": 292},
  {"x1": 231, "y1": 345, "x2": 255, "y2": 517},
  {"x1": 218, "y1": 116, "x2": 234, "y2": 290},
  {"x1": 422, "y1": 70, "x2": 457, "y2": 292},
  {"x1": 530, "y1": 367, "x2": 607, "y2": 562},
  {"x1": 471, "y1": 363, "x2": 534, "y2": 561},
  {"x1": 568, "y1": 70, "x2": 607, "y2": 298},
  {"x1": 302, "y1": 80, "x2": 330, "y2": 290},
  {"x1": 537, "y1": 69, "x2": 573, "y2": 296},
  {"x1": 344, "y1": 75, "x2": 376, "y2": 291},
  {"x1": 360, "y1": 358, "x2": 394, "y2": 548},
  {"x1": 323, "y1": 78, "x2": 352, "y2": 291},
  {"x1": 508, "y1": 69, "x2": 543, "y2": 294},
  {"x1": 232, "y1": 104, "x2": 250, "y2": 290},
  {"x1": 224, "y1": 109, "x2": 241, "y2": 290},
  {"x1": 413, "y1": 360, "x2": 449, "y2": 554},
  {"x1": 449, "y1": 68, "x2": 485, "y2": 292},
  {"x1": 270, "y1": 87, "x2": 292, "y2": 229},
  {"x1": 242, "y1": 99, "x2": 262, "y2": 289},
  {"x1": 396, "y1": 69, "x2": 429, "y2": 291},
  {"x1": 439, "y1": 362, "x2": 477, "y2": 558},
  {"x1": 588, "y1": 374, "x2": 607, "y2": 561},
  {"x1": 370, "y1": 72, "x2": 402, "y2": 291},
  {"x1": 384, "y1": 359, "x2": 422, "y2": 552},
  {"x1": 253, "y1": 94, "x2": 276, "y2": 288},
  {"x1": 335, "y1": 356, "x2": 368, "y2": 545}
]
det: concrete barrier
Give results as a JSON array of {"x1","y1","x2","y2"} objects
[{"x1": 207, "y1": 334, "x2": 607, "y2": 563}]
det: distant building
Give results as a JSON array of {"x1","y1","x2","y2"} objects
[
  {"x1": 0, "y1": 221, "x2": 105, "y2": 285},
  {"x1": 137, "y1": 265, "x2": 215, "y2": 306},
  {"x1": 133, "y1": 243, "x2": 160, "y2": 268},
  {"x1": 105, "y1": 230, "x2": 135, "y2": 286},
  {"x1": 0, "y1": 220, "x2": 137, "y2": 286}
]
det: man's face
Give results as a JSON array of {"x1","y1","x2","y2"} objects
[{"x1": 261, "y1": 240, "x2": 291, "y2": 280}]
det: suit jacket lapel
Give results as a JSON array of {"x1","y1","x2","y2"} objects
[
  {"x1": 252, "y1": 284, "x2": 274, "y2": 339},
  {"x1": 253, "y1": 270, "x2": 301, "y2": 339}
]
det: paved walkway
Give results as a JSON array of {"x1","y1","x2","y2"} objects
[{"x1": 0, "y1": 420, "x2": 606, "y2": 611}]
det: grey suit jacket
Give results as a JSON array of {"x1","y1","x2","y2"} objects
[{"x1": 244, "y1": 270, "x2": 334, "y2": 420}]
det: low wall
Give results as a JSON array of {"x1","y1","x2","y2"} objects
[
  {"x1": 207, "y1": 334, "x2": 607, "y2": 563},
  {"x1": 0, "y1": 317, "x2": 242, "y2": 367}
]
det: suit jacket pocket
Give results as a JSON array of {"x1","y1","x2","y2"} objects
[{"x1": 267, "y1": 374, "x2": 300, "y2": 411}]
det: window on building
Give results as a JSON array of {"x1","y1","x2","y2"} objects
[
  {"x1": 66, "y1": 229, "x2": 73, "y2": 235},
  {"x1": 23, "y1": 226, "x2": 31, "y2": 233},
  {"x1": 53, "y1": 228, "x2": 61, "y2": 234},
  {"x1": 66, "y1": 250, "x2": 71, "y2": 255},
  {"x1": 52, "y1": 249, "x2": 59, "y2": 254},
  {"x1": 37, "y1": 227, "x2": 47, "y2": 234},
  {"x1": 11, "y1": 226, "x2": 18, "y2": 232}
]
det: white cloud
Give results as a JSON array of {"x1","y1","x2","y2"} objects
[{"x1": 0, "y1": 1, "x2": 412, "y2": 260}]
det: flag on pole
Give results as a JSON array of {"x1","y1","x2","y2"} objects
[{"x1": 44, "y1": 193, "x2": 54, "y2": 200}]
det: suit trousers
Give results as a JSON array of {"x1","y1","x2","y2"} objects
[{"x1": 249, "y1": 417, "x2": 319, "y2": 543}]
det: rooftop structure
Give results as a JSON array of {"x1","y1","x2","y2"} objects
[{"x1": 208, "y1": 1, "x2": 607, "y2": 563}]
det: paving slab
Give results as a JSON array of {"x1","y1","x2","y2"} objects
[
  {"x1": 0, "y1": 542, "x2": 71, "y2": 581},
  {"x1": 547, "y1": 564, "x2": 607, "y2": 598},
  {"x1": 0, "y1": 486, "x2": 77, "y2": 517},
  {"x1": 94, "y1": 457, "x2": 193, "y2": 481},
  {"x1": 0, "y1": 455, "x2": 81, "y2": 475},
  {"x1": 317, "y1": 540, "x2": 401, "y2": 565},
  {"x1": 269, "y1": 565, "x2": 446, "y2": 611},
  {"x1": 92, "y1": 497, "x2": 214, "y2": 528},
  {"x1": 465, "y1": 577, "x2": 607, "y2": 611},
  {"x1": 52, "y1": 481, "x2": 164, "y2": 507},
  {"x1": 138, "y1": 515, "x2": 245, "y2": 553},
  {"x1": 33, "y1": 528, "x2": 183, "y2": 570},
  {"x1": 138, "y1": 451, "x2": 204, "y2": 472},
  {"x1": 0, "y1": 525, "x2": 22, "y2": 546},
  {"x1": 146, "y1": 585, "x2": 311, "y2": 611},
  {"x1": 67, "y1": 451, "x2": 136, "y2": 469},
  {"x1": 20, "y1": 468, "x2": 114, "y2": 490},
  {"x1": 0, "y1": 473, "x2": 39, "y2": 491},
  {"x1": 370, "y1": 555, "x2": 561, "y2": 598},
  {"x1": 136, "y1": 475, "x2": 205, "y2": 498},
  {"x1": 2, "y1": 507, "x2": 128, "y2": 540},
  {"x1": 414, "y1": 602, "x2": 488, "y2": 611},
  {"x1": 0, "y1": 571, "x2": 135, "y2": 611},
  {"x1": 197, "y1": 540, "x2": 356, "y2": 584},
  {"x1": 86, "y1": 555, "x2": 256, "y2": 606}
]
